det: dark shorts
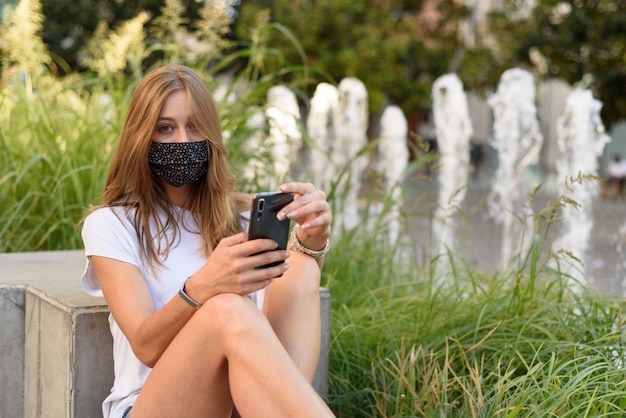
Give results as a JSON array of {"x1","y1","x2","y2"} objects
[{"x1": 121, "y1": 406, "x2": 132, "y2": 418}]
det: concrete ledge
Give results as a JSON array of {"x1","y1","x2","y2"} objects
[
  {"x1": 314, "y1": 287, "x2": 331, "y2": 396},
  {"x1": 24, "y1": 286, "x2": 112, "y2": 417},
  {"x1": 1, "y1": 250, "x2": 111, "y2": 417},
  {"x1": 0, "y1": 250, "x2": 331, "y2": 417},
  {"x1": 0, "y1": 284, "x2": 26, "y2": 418}
]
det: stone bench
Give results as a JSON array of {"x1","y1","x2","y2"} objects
[{"x1": 0, "y1": 250, "x2": 331, "y2": 418}]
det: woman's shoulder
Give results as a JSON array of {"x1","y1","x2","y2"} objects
[{"x1": 83, "y1": 205, "x2": 138, "y2": 230}]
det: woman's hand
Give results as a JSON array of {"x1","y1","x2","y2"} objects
[
  {"x1": 276, "y1": 182, "x2": 332, "y2": 251},
  {"x1": 186, "y1": 233, "x2": 290, "y2": 303}
]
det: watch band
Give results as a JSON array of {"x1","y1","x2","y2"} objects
[{"x1": 178, "y1": 277, "x2": 202, "y2": 308}]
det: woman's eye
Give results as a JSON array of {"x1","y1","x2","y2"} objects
[
  {"x1": 157, "y1": 124, "x2": 174, "y2": 133},
  {"x1": 189, "y1": 123, "x2": 197, "y2": 130}
]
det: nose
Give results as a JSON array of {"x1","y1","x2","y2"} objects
[{"x1": 174, "y1": 129, "x2": 191, "y2": 143}]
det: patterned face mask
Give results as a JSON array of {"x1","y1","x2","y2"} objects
[{"x1": 148, "y1": 140, "x2": 210, "y2": 187}]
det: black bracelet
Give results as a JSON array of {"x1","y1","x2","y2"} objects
[{"x1": 178, "y1": 277, "x2": 202, "y2": 308}]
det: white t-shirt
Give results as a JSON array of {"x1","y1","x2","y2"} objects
[{"x1": 81, "y1": 205, "x2": 261, "y2": 418}]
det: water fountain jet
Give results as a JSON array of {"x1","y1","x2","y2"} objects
[{"x1": 487, "y1": 68, "x2": 543, "y2": 270}]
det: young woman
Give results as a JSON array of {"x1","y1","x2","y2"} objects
[{"x1": 81, "y1": 64, "x2": 335, "y2": 418}]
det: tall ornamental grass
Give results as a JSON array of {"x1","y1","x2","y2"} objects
[
  {"x1": 2, "y1": 2, "x2": 626, "y2": 416},
  {"x1": 0, "y1": 76, "x2": 125, "y2": 251},
  {"x1": 0, "y1": 1, "x2": 309, "y2": 251},
  {"x1": 323, "y1": 191, "x2": 626, "y2": 417}
]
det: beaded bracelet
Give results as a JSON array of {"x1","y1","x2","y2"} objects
[
  {"x1": 178, "y1": 277, "x2": 202, "y2": 308},
  {"x1": 288, "y1": 224, "x2": 330, "y2": 260}
]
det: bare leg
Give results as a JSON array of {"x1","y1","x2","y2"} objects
[
  {"x1": 263, "y1": 252, "x2": 323, "y2": 382},
  {"x1": 130, "y1": 293, "x2": 334, "y2": 418}
]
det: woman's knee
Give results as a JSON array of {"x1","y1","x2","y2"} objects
[{"x1": 193, "y1": 293, "x2": 269, "y2": 342}]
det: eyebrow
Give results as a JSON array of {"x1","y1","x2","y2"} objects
[{"x1": 156, "y1": 115, "x2": 197, "y2": 123}]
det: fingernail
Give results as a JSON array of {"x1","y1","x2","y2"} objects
[
  {"x1": 287, "y1": 212, "x2": 296, "y2": 219},
  {"x1": 283, "y1": 263, "x2": 290, "y2": 270},
  {"x1": 277, "y1": 211, "x2": 286, "y2": 220}
]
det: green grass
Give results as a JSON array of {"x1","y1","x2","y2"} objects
[
  {"x1": 3, "y1": 69, "x2": 626, "y2": 417},
  {"x1": 0, "y1": 75, "x2": 123, "y2": 251},
  {"x1": 323, "y1": 204, "x2": 626, "y2": 417},
  {"x1": 2, "y1": 11, "x2": 626, "y2": 417}
]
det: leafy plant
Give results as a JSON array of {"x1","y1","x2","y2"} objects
[
  {"x1": 0, "y1": 1, "x2": 311, "y2": 250},
  {"x1": 2, "y1": 4, "x2": 626, "y2": 418},
  {"x1": 323, "y1": 185, "x2": 626, "y2": 417}
]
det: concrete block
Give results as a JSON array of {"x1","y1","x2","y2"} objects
[
  {"x1": 24, "y1": 286, "x2": 112, "y2": 418},
  {"x1": 74, "y1": 312, "x2": 116, "y2": 418},
  {"x1": 0, "y1": 285, "x2": 26, "y2": 418},
  {"x1": 314, "y1": 287, "x2": 331, "y2": 397}
]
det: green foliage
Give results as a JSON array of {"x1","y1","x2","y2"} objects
[
  {"x1": 0, "y1": 74, "x2": 123, "y2": 250},
  {"x1": 324, "y1": 197, "x2": 626, "y2": 417},
  {"x1": 38, "y1": 0, "x2": 202, "y2": 72},
  {"x1": 0, "y1": 4, "x2": 307, "y2": 250},
  {"x1": 81, "y1": 12, "x2": 149, "y2": 77},
  {"x1": 10, "y1": 0, "x2": 625, "y2": 127},
  {"x1": 2, "y1": 5, "x2": 626, "y2": 416},
  {"x1": 151, "y1": 0, "x2": 188, "y2": 42},
  {"x1": 194, "y1": 1, "x2": 234, "y2": 64},
  {"x1": 487, "y1": 0, "x2": 626, "y2": 128},
  {"x1": 237, "y1": 0, "x2": 472, "y2": 115},
  {"x1": 0, "y1": 0, "x2": 48, "y2": 88}
]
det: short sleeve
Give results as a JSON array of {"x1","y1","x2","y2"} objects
[{"x1": 80, "y1": 207, "x2": 142, "y2": 296}]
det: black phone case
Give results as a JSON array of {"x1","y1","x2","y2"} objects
[{"x1": 248, "y1": 192, "x2": 294, "y2": 267}]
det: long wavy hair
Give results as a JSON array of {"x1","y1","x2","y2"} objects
[{"x1": 89, "y1": 65, "x2": 248, "y2": 268}]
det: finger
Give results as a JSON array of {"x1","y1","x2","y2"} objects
[
  {"x1": 279, "y1": 182, "x2": 318, "y2": 196},
  {"x1": 218, "y1": 232, "x2": 248, "y2": 247},
  {"x1": 259, "y1": 266, "x2": 286, "y2": 287},
  {"x1": 217, "y1": 236, "x2": 279, "y2": 263},
  {"x1": 237, "y1": 258, "x2": 289, "y2": 292},
  {"x1": 315, "y1": 200, "x2": 328, "y2": 213},
  {"x1": 221, "y1": 234, "x2": 276, "y2": 253},
  {"x1": 283, "y1": 198, "x2": 330, "y2": 223},
  {"x1": 247, "y1": 249, "x2": 290, "y2": 270},
  {"x1": 240, "y1": 238, "x2": 281, "y2": 257},
  {"x1": 277, "y1": 189, "x2": 327, "y2": 220},
  {"x1": 302, "y1": 200, "x2": 328, "y2": 217},
  {"x1": 300, "y1": 211, "x2": 333, "y2": 230}
]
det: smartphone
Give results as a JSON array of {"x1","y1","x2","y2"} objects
[{"x1": 248, "y1": 191, "x2": 294, "y2": 268}]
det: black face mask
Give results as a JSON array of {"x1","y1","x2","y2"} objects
[{"x1": 148, "y1": 140, "x2": 210, "y2": 187}]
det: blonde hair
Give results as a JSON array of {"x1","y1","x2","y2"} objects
[{"x1": 91, "y1": 64, "x2": 248, "y2": 268}]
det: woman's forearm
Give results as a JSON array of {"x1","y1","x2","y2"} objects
[{"x1": 132, "y1": 295, "x2": 198, "y2": 367}]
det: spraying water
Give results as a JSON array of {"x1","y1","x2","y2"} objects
[
  {"x1": 266, "y1": 85, "x2": 303, "y2": 188},
  {"x1": 431, "y1": 73, "x2": 473, "y2": 264},
  {"x1": 332, "y1": 77, "x2": 369, "y2": 233},
  {"x1": 487, "y1": 68, "x2": 543, "y2": 270},
  {"x1": 377, "y1": 104, "x2": 409, "y2": 244},
  {"x1": 307, "y1": 82, "x2": 339, "y2": 191},
  {"x1": 241, "y1": 108, "x2": 268, "y2": 189},
  {"x1": 552, "y1": 88, "x2": 610, "y2": 287}
]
